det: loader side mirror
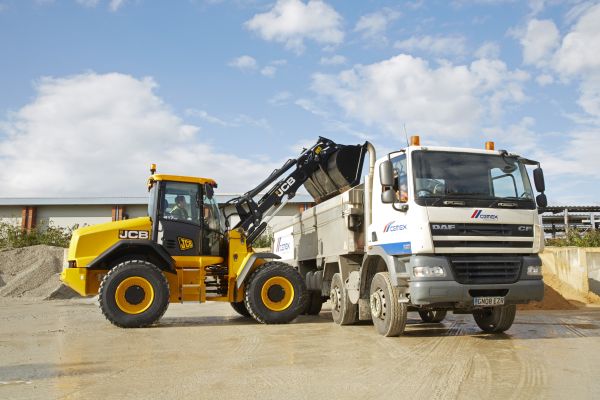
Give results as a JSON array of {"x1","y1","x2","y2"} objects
[
  {"x1": 381, "y1": 189, "x2": 396, "y2": 204},
  {"x1": 379, "y1": 161, "x2": 394, "y2": 186},
  {"x1": 533, "y1": 167, "x2": 545, "y2": 193}
]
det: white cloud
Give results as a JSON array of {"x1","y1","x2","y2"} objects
[
  {"x1": 109, "y1": 0, "x2": 125, "y2": 11},
  {"x1": 536, "y1": 73, "x2": 554, "y2": 86},
  {"x1": 320, "y1": 55, "x2": 347, "y2": 66},
  {"x1": 310, "y1": 54, "x2": 528, "y2": 140},
  {"x1": 554, "y1": 4, "x2": 600, "y2": 77},
  {"x1": 0, "y1": 73, "x2": 277, "y2": 196},
  {"x1": 244, "y1": 0, "x2": 344, "y2": 54},
  {"x1": 520, "y1": 19, "x2": 560, "y2": 67},
  {"x1": 185, "y1": 109, "x2": 235, "y2": 127},
  {"x1": 76, "y1": 0, "x2": 100, "y2": 7},
  {"x1": 475, "y1": 42, "x2": 500, "y2": 59},
  {"x1": 228, "y1": 55, "x2": 258, "y2": 71},
  {"x1": 261, "y1": 66, "x2": 277, "y2": 77},
  {"x1": 394, "y1": 35, "x2": 467, "y2": 57},
  {"x1": 354, "y1": 8, "x2": 401, "y2": 44},
  {"x1": 268, "y1": 91, "x2": 292, "y2": 106}
]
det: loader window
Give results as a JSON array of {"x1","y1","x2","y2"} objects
[
  {"x1": 202, "y1": 189, "x2": 225, "y2": 256},
  {"x1": 162, "y1": 182, "x2": 202, "y2": 225}
]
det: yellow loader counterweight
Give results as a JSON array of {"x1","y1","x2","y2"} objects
[{"x1": 60, "y1": 136, "x2": 366, "y2": 327}]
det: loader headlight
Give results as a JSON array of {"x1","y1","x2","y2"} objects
[
  {"x1": 413, "y1": 266, "x2": 445, "y2": 278},
  {"x1": 527, "y1": 265, "x2": 542, "y2": 276}
]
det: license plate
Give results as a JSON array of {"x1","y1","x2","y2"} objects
[{"x1": 474, "y1": 296, "x2": 505, "y2": 306}]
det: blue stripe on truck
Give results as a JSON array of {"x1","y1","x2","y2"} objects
[{"x1": 380, "y1": 242, "x2": 412, "y2": 255}]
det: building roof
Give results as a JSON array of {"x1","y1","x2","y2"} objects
[{"x1": 0, "y1": 193, "x2": 315, "y2": 206}]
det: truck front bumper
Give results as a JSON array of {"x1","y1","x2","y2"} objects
[{"x1": 409, "y1": 279, "x2": 544, "y2": 307}]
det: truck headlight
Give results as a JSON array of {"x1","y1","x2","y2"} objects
[
  {"x1": 413, "y1": 266, "x2": 446, "y2": 278},
  {"x1": 527, "y1": 265, "x2": 542, "y2": 276}
]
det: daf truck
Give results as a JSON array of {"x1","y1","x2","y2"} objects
[{"x1": 273, "y1": 136, "x2": 547, "y2": 336}]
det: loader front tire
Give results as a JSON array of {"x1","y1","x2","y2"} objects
[
  {"x1": 244, "y1": 261, "x2": 308, "y2": 324},
  {"x1": 231, "y1": 301, "x2": 251, "y2": 318},
  {"x1": 99, "y1": 260, "x2": 170, "y2": 328}
]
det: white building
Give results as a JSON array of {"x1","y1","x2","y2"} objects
[{"x1": 0, "y1": 195, "x2": 313, "y2": 232}]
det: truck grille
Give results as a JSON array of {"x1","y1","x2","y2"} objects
[
  {"x1": 434, "y1": 240, "x2": 532, "y2": 248},
  {"x1": 449, "y1": 255, "x2": 522, "y2": 284},
  {"x1": 430, "y1": 223, "x2": 533, "y2": 237}
]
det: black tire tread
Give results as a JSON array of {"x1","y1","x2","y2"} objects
[
  {"x1": 371, "y1": 272, "x2": 407, "y2": 337},
  {"x1": 99, "y1": 259, "x2": 170, "y2": 328},
  {"x1": 231, "y1": 301, "x2": 251, "y2": 318},
  {"x1": 244, "y1": 261, "x2": 308, "y2": 324},
  {"x1": 330, "y1": 273, "x2": 358, "y2": 325},
  {"x1": 473, "y1": 305, "x2": 516, "y2": 333},
  {"x1": 418, "y1": 309, "x2": 447, "y2": 323}
]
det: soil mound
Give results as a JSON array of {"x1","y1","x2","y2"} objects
[
  {"x1": 0, "y1": 245, "x2": 78, "y2": 300},
  {"x1": 518, "y1": 271, "x2": 600, "y2": 310}
]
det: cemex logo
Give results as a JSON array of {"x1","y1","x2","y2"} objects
[
  {"x1": 383, "y1": 221, "x2": 407, "y2": 232},
  {"x1": 470, "y1": 210, "x2": 498, "y2": 220},
  {"x1": 275, "y1": 237, "x2": 290, "y2": 252}
]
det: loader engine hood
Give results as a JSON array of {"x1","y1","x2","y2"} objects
[{"x1": 67, "y1": 217, "x2": 152, "y2": 268}]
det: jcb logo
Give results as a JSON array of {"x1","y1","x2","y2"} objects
[
  {"x1": 178, "y1": 237, "x2": 194, "y2": 251},
  {"x1": 275, "y1": 177, "x2": 296, "y2": 197},
  {"x1": 119, "y1": 230, "x2": 149, "y2": 240}
]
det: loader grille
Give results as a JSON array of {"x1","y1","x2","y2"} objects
[{"x1": 449, "y1": 255, "x2": 522, "y2": 284}]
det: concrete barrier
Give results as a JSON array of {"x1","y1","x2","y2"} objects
[{"x1": 543, "y1": 247, "x2": 600, "y2": 296}]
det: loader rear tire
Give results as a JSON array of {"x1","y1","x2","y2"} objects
[
  {"x1": 303, "y1": 290, "x2": 323, "y2": 315},
  {"x1": 418, "y1": 310, "x2": 447, "y2": 323},
  {"x1": 99, "y1": 260, "x2": 170, "y2": 328},
  {"x1": 330, "y1": 273, "x2": 358, "y2": 325},
  {"x1": 231, "y1": 301, "x2": 251, "y2": 318},
  {"x1": 473, "y1": 305, "x2": 516, "y2": 333},
  {"x1": 244, "y1": 261, "x2": 308, "y2": 324},
  {"x1": 369, "y1": 272, "x2": 407, "y2": 337}
]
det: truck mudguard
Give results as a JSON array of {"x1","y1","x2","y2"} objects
[
  {"x1": 362, "y1": 246, "x2": 409, "y2": 295},
  {"x1": 86, "y1": 240, "x2": 176, "y2": 272}
]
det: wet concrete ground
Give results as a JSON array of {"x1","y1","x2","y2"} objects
[{"x1": 1, "y1": 299, "x2": 600, "y2": 400}]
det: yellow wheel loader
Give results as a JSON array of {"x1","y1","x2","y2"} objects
[{"x1": 60, "y1": 137, "x2": 367, "y2": 327}]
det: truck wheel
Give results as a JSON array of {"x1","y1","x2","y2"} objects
[
  {"x1": 244, "y1": 261, "x2": 308, "y2": 324},
  {"x1": 231, "y1": 301, "x2": 251, "y2": 318},
  {"x1": 99, "y1": 260, "x2": 170, "y2": 328},
  {"x1": 369, "y1": 272, "x2": 407, "y2": 337},
  {"x1": 303, "y1": 290, "x2": 323, "y2": 315},
  {"x1": 473, "y1": 305, "x2": 516, "y2": 333},
  {"x1": 418, "y1": 310, "x2": 447, "y2": 323},
  {"x1": 330, "y1": 273, "x2": 358, "y2": 325}
]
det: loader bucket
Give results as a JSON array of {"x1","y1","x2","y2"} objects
[{"x1": 304, "y1": 143, "x2": 367, "y2": 203}]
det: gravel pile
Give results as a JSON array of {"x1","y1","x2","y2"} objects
[{"x1": 0, "y1": 245, "x2": 78, "y2": 300}]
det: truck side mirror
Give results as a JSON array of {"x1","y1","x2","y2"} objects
[
  {"x1": 533, "y1": 167, "x2": 545, "y2": 193},
  {"x1": 381, "y1": 189, "x2": 396, "y2": 204},
  {"x1": 379, "y1": 161, "x2": 394, "y2": 186},
  {"x1": 536, "y1": 193, "x2": 547, "y2": 209}
]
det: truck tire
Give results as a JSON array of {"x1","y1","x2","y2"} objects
[
  {"x1": 369, "y1": 272, "x2": 407, "y2": 337},
  {"x1": 99, "y1": 260, "x2": 170, "y2": 328},
  {"x1": 303, "y1": 290, "x2": 323, "y2": 315},
  {"x1": 473, "y1": 305, "x2": 516, "y2": 333},
  {"x1": 231, "y1": 301, "x2": 251, "y2": 318},
  {"x1": 330, "y1": 273, "x2": 358, "y2": 325},
  {"x1": 244, "y1": 261, "x2": 308, "y2": 324},
  {"x1": 418, "y1": 310, "x2": 447, "y2": 323}
]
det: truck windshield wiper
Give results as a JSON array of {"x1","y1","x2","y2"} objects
[{"x1": 488, "y1": 197, "x2": 526, "y2": 208}]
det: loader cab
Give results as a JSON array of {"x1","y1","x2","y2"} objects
[{"x1": 148, "y1": 174, "x2": 225, "y2": 257}]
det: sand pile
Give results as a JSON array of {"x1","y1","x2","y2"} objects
[
  {"x1": 0, "y1": 245, "x2": 78, "y2": 300},
  {"x1": 518, "y1": 271, "x2": 600, "y2": 310}
]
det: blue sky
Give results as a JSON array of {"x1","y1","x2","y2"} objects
[{"x1": 0, "y1": 0, "x2": 599, "y2": 205}]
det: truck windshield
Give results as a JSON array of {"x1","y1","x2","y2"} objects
[{"x1": 411, "y1": 151, "x2": 535, "y2": 208}]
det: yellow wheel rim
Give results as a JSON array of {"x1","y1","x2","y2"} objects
[
  {"x1": 260, "y1": 276, "x2": 294, "y2": 312},
  {"x1": 115, "y1": 277, "x2": 155, "y2": 315}
]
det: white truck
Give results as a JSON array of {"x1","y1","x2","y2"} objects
[{"x1": 273, "y1": 136, "x2": 547, "y2": 336}]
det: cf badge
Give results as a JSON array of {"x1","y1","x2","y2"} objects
[{"x1": 178, "y1": 237, "x2": 194, "y2": 251}]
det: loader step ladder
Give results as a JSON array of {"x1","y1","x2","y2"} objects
[{"x1": 179, "y1": 268, "x2": 205, "y2": 303}]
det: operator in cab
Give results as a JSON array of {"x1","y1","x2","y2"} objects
[{"x1": 171, "y1": 195, "x2": 189, "y2": 220}]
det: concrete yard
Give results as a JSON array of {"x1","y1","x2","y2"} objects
[{"x1": 1, "y1": 299, "x2": 600, "y2": 400}]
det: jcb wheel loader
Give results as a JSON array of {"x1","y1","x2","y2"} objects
[{"x1": 60, "y1": 137, "x2": 366, "y2": 327}]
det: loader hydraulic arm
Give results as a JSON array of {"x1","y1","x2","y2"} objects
[{"x1": 227, "y1": 136, "x2": 366, "y2": 245}]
